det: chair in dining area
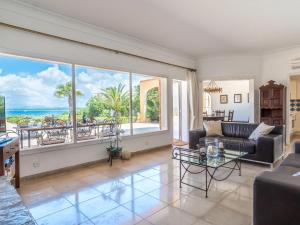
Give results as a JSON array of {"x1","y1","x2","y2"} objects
[
  {"x1": 215, "y1": 110, "x2": 225, "y2": 117},
  {"x1": 225, "y1": 110, "x2": 234, "y2": 122}
]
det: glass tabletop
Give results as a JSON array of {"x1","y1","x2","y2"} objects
[{"x1": 173, "y1": 147, "x2": 248, "y2": 168}]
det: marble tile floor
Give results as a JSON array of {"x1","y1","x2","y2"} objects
[{"x1": 18, "y1": 146, "x2": 271, "y2": 225}]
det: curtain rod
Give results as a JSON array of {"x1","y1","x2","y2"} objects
[{"x1": 0, "y1": 22, "x2": 197, "y2": 72}]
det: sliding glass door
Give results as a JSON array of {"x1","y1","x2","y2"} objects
[{"x1": 173, "y1": 80, "x2": 182, "y2": 141}]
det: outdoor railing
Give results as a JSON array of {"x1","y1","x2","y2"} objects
[{"x1": 15, "y1": 121, "x2": 116, "y2": 149}]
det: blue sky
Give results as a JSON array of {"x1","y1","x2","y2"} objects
[
  {"x1": 0, "y1": 55, "x2": 71, "y2": 76},
  {"x1": 0, "y1": 54, "x2": 152, "y2": 109}
]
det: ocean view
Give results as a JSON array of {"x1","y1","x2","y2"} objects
[{"x1": 6, "y1": 108, "x2": 69, "y2": 116}]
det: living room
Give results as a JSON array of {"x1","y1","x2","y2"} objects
[{"x1": 1, "y1": 1, "x2": 300, "y2": 225}]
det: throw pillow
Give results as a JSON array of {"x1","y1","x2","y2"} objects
[
  {"x1": 203, "y1": 120, "x2": 223, "y2": 137},
  {"x1": 248, "y1": 122, "x2": 275, "y2": 141},
  {"x1": 292, "y1": 171, "x2": 300, "y2": 177}
]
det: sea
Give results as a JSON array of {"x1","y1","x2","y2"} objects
[{"x1": 6, "y1": 108, "x2": 69, "y2": 117}]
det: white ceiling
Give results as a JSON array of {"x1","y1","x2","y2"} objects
[{"x1": 20, "y1": 0, "x2": 300, "y2": 57}]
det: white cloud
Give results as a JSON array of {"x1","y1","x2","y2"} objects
[
  {"x1": 0, "y1": 65, "x2": 145, "y2": 109},
  {"x1": 76, "y1": 70, "x2": 130, "y2": 96},
  {"x1": 0, "y1": 66, "x2": 71, "y2": 109},
  {"x1": 78, "y1": 72, "x2": 93, "y2": 83},
  {"x1": 37, "y1": 64, "x2": 70, "y2": 84}
]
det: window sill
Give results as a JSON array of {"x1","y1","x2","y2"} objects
[{"x1": 20, "y1": 129, "x2": 169, "y2": 156}]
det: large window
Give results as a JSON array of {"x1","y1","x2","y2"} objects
[
  {"x1": 132, "y1": 74, "x2": 167, "y2": 134},
  {"x1": 0, "y1": 54, "x2": 168, "y2": 149},
  {"x1": 75, "y1": 66, "x2": 130, "y2": 140},
  {"x1": 0, "y1": 54, "x2": 72, "y2": 149}
]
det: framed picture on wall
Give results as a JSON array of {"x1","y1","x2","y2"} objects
[
  {"x1": 220, "y1": 95, "x2": 228, "y2": 104},
  {"x1": 234, "y1": 94, "x2": 242, "y2": 103}
]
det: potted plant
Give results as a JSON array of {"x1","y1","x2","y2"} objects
[{"x1": 106, "y1": 121, "x2": 124, "y2": 166}]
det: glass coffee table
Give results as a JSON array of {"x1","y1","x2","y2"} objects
[{"x1": 173, "y1": 145, "x2": 248, "y2": 198}]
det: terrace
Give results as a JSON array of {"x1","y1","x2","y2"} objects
[{"x1": 7, "y1": 119, "x2": 160, "y2": 149}]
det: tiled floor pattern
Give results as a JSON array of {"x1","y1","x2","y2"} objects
[{"x1": 18, "y1": 146, "x2": 270, "y2": 225}]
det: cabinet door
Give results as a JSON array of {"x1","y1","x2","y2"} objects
[
  {"x1": 261, "y1": 117, "x2": 271, "y2": 125},
  {"x1": 272, "y1": 89, "x2": 283, "y2": 108},
  {"x1": 260, "y1": 89, "x2": 271, "y2": 107}
]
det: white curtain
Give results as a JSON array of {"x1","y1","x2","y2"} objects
[{"x1": 187, "y1": 70, "x2": 201, "y2": 130}]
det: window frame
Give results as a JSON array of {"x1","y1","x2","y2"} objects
[
  {"x1": 73, "y1": 66, "x2": 168, "y2": 139},
  {"x1": 0, "y1": 53, "x2": 169, "y2": 150}
]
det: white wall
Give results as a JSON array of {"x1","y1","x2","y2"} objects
[
  {"x1": 0, "y1": 0, "x2": 195, "y2": 70},
  {"x1": 261, "y1": 47, "x2": 300, "y2": 143},
  {"x1": 197, "y1": 54, "x2": 262, "y2": 82},
  {"x1": 198, "y1": 54, "x2": 260, "y2": 122},
  {"x1": 261, "y1": 47, "x2": 300, "y2": 85},
  {"x1": 0, "y1": 0, "x2": 196, "y2": 177},
  {"x1": 197, "y1": 49, "x2": 300, "y2": 143},
  {"x1": 203, "y1": 80, "x2": 250, "y2": 122}
]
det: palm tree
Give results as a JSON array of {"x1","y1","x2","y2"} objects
[
  {"x1": 54, "y1": 81, "x2": 84, "y2": 121},
  {"x1": 101, "y1": 83, "x2": 129, "y2": 118}
]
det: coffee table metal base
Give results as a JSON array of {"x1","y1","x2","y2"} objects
[{"x1": 179, "y1": 158, "x2": 242, "y2": 198}]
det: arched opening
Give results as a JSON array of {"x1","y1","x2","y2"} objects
[
  {"x1": 139, "y1": 79, "x2": 160, "y2": 123},
  {"x1": 203, "y1": 92, "x2": 212, "y2": 115}
]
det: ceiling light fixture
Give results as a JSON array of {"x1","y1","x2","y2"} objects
[{"x1": 204, "y1": 80, "x2": 222, "y2": 93}]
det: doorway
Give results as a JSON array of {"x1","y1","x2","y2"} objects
[
  {"x1": 288, "y1": 75, "x2": 300, "y2": 143},
  {"x1": 202, "y1": 79, "x2": 255, "y2": 123},
  {"x1": 173, "y1": 80, "x2": 188, "y2": 145}
]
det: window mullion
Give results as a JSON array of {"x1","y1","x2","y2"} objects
[
  {"x1": 72, "y1": 64, "x2": 77, "y2": 143},
  {"x1": 129, "y1": 73, "x2": 133, "y2": 136}
]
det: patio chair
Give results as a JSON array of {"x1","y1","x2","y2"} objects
[
  {"x1": 101, "y1": 120, "x2": 118, "y2": 137},
  {"x1": 77, "y1": 123, "x2": 96, "y2": 141},
  {"x1": 38, "y1": 127, "x2": 68, "y2": 145},
  {"x1": 17, "y1": 118, "x2": 42, "y2": 139}
]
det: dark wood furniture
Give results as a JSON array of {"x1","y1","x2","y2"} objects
[
  {"x1": 203, "y1": 116, "x2": 224, "y2": 121},
  {"x1": 259, "y1": 80, "x2": 285, "y2": 126},
  {"x1": 224, "y1": 110, "x2": 234, "y2": 122},
  {"x1": 0, "y1": 137, "x2": 20, "y2": 188},
  {"x1": 215, "y1": 110, "x2": 225, "y2": 117}
]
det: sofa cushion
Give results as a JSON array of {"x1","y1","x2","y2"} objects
[
  {"x1": 203, "y1": 121, "x2": 223, "y2": 137},
  {"x1": 221, "y1": 122, "x2": 258, "y2": 138},
  {"x1": 199, "y1": 137, "x2": 256, "y2": 154},
  {"x1": 274, "y1": 165, "x2": 300, "y2": 175},
  {"x1": 281, "y1": 153, "x2": 300, "y2": 168},
  {"x1": 223, "y1": 137, "x2": 256, "y2": 154},
  {"x1": 249, "y1": 123, "x2": 275, "y2": 141},
  {"x1": 221, "y1": 122, "x2": 282, "y2": 139}
]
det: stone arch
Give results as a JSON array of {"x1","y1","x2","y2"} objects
[{"x1": 139, "y1": 78, "x2": 160, "y2": 122}]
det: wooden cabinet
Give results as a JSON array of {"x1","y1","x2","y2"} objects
[{"x1": 259, "y1": 80, "x2": 285, "y2": 126}]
